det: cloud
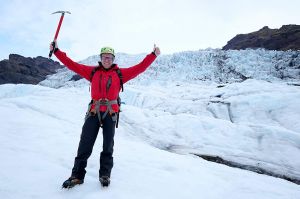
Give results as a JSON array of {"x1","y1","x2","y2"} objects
[{"x1": 0, "y1": 0, "x2": 299, "y2": 60}]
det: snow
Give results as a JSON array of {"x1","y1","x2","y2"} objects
[
  {"x1": 39, "y1": 49, "x2": 300, "y2": 88},
  {"x1": 120, "y1": 79, "x2": 300, "y2": 179},
  {"x1": 1, "y1": 48, "x2": 300, "y2": 198},
  {"x1": 1, "y1": 81, "x2": 300, "y2": 199}
]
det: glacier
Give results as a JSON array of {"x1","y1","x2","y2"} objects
[{"x1": 1, "y1": 48, "x2": 300, "y2": 198}]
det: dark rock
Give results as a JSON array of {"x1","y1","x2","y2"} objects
[
  {"x1": 223, "y1": 24, "x2": 300, "y2": 51},
  {"x1": 194, "y1": 153, "x2": 300, "y2": 185},
  {"x1": 70, "y1": 74, "x2": 82, "y2": 81},
  {"x1": 0, "y1": 54, "x2": 64, "y2": 84}
]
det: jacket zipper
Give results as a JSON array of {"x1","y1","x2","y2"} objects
[
  {"x1": 106, "y1": 75, "x2": 112, "y2": 96},
  {"x1": 99, "y1": 73, "x2": 103, "y2": 98}
]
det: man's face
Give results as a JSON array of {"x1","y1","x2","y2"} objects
[{"x1": 101, "y1": 53, "x2": 114, "y2": 69}]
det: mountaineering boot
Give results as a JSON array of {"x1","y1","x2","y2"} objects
[
  {"x1": 99, "y1": 176, "x2": 110, "y2": 187},
  {"x1": 62, "y1": 176, "x2": 84, "y2": 189}
]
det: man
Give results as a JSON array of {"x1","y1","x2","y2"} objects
[{"x1": 49, "y1": 41, "x2": 160, "y2": 188}]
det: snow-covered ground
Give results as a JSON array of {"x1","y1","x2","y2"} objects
[
  {"x1": 121, "y1": 80, "x2": 300, "y2": 179},
  {"x1": 0, "y1": 80, "x2": 300, "y2": 199},
  {"x1": 1, "y1": 48, "x2": 300, "y2": 198}
]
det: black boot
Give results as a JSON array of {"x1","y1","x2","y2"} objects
[
  {"x1": 99, "y1": 176, "x2": 110, "y2": 187},
  {"x1": 62, "y1": 176, "x2": 84, "y2": 189}
]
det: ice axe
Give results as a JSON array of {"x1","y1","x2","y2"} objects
[{"x1": 49, "y1": 11, "x2": 71, "y2": 58}]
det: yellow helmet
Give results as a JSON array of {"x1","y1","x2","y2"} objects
[{"x1": 100, "y1": 47, "x2": 115, "y2": 56}]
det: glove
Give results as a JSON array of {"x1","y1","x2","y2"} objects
[
  {"x1": 152, "y1": 44, "x2": 161, "y2": 56},
  {"x1": 49, "y1": 40, "x2": 58, "y2": 53}
]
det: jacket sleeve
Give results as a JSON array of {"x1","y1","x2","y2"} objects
[
  {"x1": 54, "y1": 49, "x2": 94, "y2": 81},
  {"x1": 120, "y1": 53, "x2": 157, "y2": 84}
]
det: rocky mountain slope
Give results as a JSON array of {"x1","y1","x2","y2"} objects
[
  {"x1": 223, "y1": 25, "x2": 300, "y2": 51},
  {"x1": 0, "y1": 54, "x2": 63, "y2": 84}
]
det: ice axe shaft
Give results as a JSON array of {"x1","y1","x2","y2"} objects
[
  {"x1": 53, "y1": 13, "x2": 65, "y2": 40},
  {"x1": 49, "y1": 11, "x2": 71, "y2": 58}
]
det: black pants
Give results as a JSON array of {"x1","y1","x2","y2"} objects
[{"x1": 71, "y1": 112, "x2": 116, "y2": 180}]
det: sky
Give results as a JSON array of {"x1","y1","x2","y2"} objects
[{"x1": 0, "y1": 0, "x2": 299, "y2": 61}]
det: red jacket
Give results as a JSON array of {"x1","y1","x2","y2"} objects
[{"x1": 54, "y1": 49, "x2": 157, "y2": 112}]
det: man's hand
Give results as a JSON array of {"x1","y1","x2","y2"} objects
[
  {"x1": 49, "y1": 40, "x2": 58, "y2": 51},
  {"x1": 153, "y1": 44, "x2": 161, "y2": 56}
]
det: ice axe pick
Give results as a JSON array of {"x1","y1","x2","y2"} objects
[{"x1": 49, "y1": 11, "x2": 71, "y2": 58}]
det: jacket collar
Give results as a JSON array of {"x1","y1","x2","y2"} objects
[{"x1": 98, "y1": 62, "x2": 118, "y2": 71}]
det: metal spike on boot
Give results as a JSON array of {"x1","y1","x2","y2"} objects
[
  {"x1": 99, "y1": 176, "x2": 110, "y2": 187},
  {"x1": 62, "y1": 176, "x2": 84, "y2": 189}
]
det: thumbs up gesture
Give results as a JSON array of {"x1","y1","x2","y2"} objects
[{"x1": 153, "y1": 44, "x2": 161, "y2": 56}]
